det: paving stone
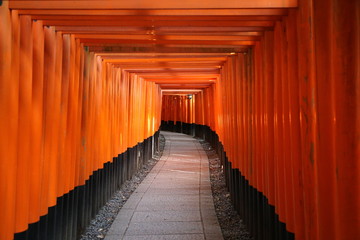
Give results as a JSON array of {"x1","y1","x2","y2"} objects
[
  {"x1": 131, "y1": 210, "x2": 201, "y2": 222},
  {"x1": 113, "y1": 209, "x2": 134, "y2": 223},
  {"x1": 106, "y1": 223, "x2": 129, "y2": 236},
  {"x1": 145, "y1": 188, "x2": 199, "y2": 195},
  {"x1": 125, "y1": 221, "x2": 203, "y2": 236},
  {"x1": 123, "y1": 234, "x2": 205, "y2": 240}
]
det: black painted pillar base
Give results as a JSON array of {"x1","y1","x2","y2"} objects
[
  {"x1": 14, "y1": 130, "x2": 160, "y2": 240},
  {"x1": 160, "y1": 121, "x2": 295, "y2": 240}
]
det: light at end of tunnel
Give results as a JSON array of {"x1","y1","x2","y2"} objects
[
  {"x1": 230, "y1": 52, "x2": 236, "y2": 55},
  {"x1": 162, "y1": 89, "x2": 202, "y2": 92}
]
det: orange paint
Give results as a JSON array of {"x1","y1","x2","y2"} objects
[
  {"x1": 28, "y1": 19, "x2": 44, "y2": 224},
  {"x1": 15, "y1": 15, "x2": 33, "y2": 233},
  {"x1": 1, "y1": 1, "x2": 359, "y2": 239},
  {"x1": 0, "y1": 4, "x2": 18, "y2": 240}
]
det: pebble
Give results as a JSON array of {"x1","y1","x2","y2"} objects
[
  {"x1": 199, "y1": 139, "x2": 253, "y2": 240},
  {"x1": 79, "y1": 135, "x2": 165, "y2": 240}
]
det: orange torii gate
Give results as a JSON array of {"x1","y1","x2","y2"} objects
[{"x1": 0, "y1": 0, "x2": 359, "y2": 240}]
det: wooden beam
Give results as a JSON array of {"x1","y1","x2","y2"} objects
[
  {"x1": 73, "y1": 34, "x2": 260, "y2": 41},
  {"x1": 126, "y1": 69, "x2": 220, "y2": 74},
  {"x1": 161, "y1": 87, "x2": 209, "y2": 91},
  {"x1": 97, "y1": 52, "x2": 233, "y2": 58},
  {"x1": 110, "y1": 60, "x2": 225, "y2": 64},
  {"x1": 103, "y1": 57, "x2": 227, "y2": 63},
  {"x1": 111, "y1": 63, "x2": 224, "y2": 69},
  {"x1": 146, "y1": 80, "x2": 216, "y2": 84},
  {"x1": 41, "y1": 20, "x2": 274, "y2": 27},
  {"x1": 154, "y1": 35, "x2": 261, "y2": 41},
  {"x1": 79, "y1": 39, "x2": 256, "y2": 46},
  {"x1": 160, "y1": 85, "x2": 212, "y2": 89},
  {"x1": 10, "y1": 1, "x2": 297, "y2": 10},
  {"x1": 162, "y1": 90, "x2": 204, "y2": 94},
  {"x1": 56, "y1": 26, "x2": 147, "y2": 34},
  {"x1": 145, "y1": 77, "x2": 217, "y2": 81},
  {"x1": 65, "y1": 28, "x2": 266, "y2": 35},
  {"x1": 18, "y1": 9, "x2": 289, "y2": 16},
  {"x1": 160, "y1": 83, "x2": 213, "y2": 85},
  {"x1": 87, "y1": 46, "x2": 247, "y2": 53},
  {"x1": 131, "y1": 72, "x2": 220, "y2": 76},
  {"x1": 155, "y1": 26, "x2": 271, "y2": 32},
  {"x1": 30, "y1": 15, "x2": 282, "y2": 21},
  {"x1": 55, "y1": 26, "x2": 266, "y2": 35}
]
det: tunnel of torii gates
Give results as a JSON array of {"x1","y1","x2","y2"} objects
[{"x1": 0, "y1": 0, "x2": 359, "y2": 240}]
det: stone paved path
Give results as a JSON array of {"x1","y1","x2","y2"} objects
[{"x1": 105, "y1": 131, "x2": 223, "y2": 240}]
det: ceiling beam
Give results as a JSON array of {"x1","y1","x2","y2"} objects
[
  {"x1": 97, "y1": 53, "x2": 233, "y2": 58},
  {"x1": 80, "y1": 39, "x2": 256, "y2": 46},
  {"x1": 74, "y1": 34, "x2": 260, "y2": 41},
  {"x1": 55, "y1": 26, "x2": 268, "y2": 34},
  {"x1": 17, "y1": 9, "x2": 289, "y2": 16},
  {"x1": 29, "y1": 15, "x2": 282, "y2": 21},
  {"x1": 10, "y1": 1, "x2": 297, "y2": 10},
  {"x1": 132, "y1": 72, "x2": 219, "y2": 76},
  {"x1": 87, "y1": 46, "x2": 247, "y2": 53},
  {"x1": 41, "y1": 20, "x2": 274, "y2": 27},
  {"x1": 146, "y1": 80, "x2": 216, "y2": 83},
  {"x1": 111, "y1": 64, "x2": 224, "y2": 69},
  {"x1": 103, "y1": 57, "x2": 227, "y2": 63},
  {"x1": 145, "y1": 77, "x2": 217, "y2": 81},
  {"x1": 160, "y1": 85, "x2": 211, "y2": 89},
  {"x1": 126, "y1": 69, "x2": 220, "y2": 74}
]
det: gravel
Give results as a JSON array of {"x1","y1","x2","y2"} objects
[
  {"x1": 80, "y1": 134, "x2": 165, "y2": 240},
  {"x1": 80, "y1": 133, "x2": 252, "y2": 240},
  {"x1": 198, "y1": 139, "x2": 253, "y2": 240}
]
